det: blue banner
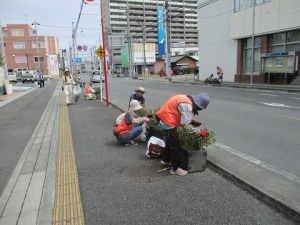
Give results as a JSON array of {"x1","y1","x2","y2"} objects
[{"x1": 157, "y1": 8, "x2": 165, "y2": 55}]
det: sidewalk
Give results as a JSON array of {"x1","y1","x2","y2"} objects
[{"x1": 0, "y1": 79, "x2": 299, "y2": 224}]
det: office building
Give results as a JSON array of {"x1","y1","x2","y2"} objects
[
  {"x1": 197, "y1": 0, "x2": 300, "y2": 84},
  {"x1": 101, "y1": 0, "x2": 198, "y2": 74}
]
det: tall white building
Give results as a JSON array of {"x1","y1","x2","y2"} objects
[
  {"x1": 197, "y1": 0, "x2": 300, "y2": 84},
  {"x1": 102, "y1": 0, "x2": 198, "y2": 71}
]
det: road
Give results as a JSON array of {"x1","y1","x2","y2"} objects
[{"x1": 100, "y1": 75, "x2": 300, "y2": 182}]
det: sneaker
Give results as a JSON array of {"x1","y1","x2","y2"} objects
[
  {"x1": 124, "y1": 140, "x2": 138, "y2": 146},
  {"x1": 160, "y1": 160, "x2": 172, "y2": 166},
  {"x1": 170, "y1": 167, "x2": 188, "y2": 176}
]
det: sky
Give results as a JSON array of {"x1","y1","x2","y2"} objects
[{"x1": 0, "y1": 0, "x2": 103, "y2": 58}]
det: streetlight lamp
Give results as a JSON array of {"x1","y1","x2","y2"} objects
[{"x1": 31, "y1": 21, "x2": 40, "y2": 71}]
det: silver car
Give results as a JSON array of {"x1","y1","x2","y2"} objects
[{"x1": 90, "y1": 70, "x2": 105, "y2": 83}]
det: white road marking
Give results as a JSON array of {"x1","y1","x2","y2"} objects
[
  {"x1": 215, "y1": 142, "x2": 300, "y2": 184},
  {"x1": 258, "y1": 94, "x2": 277, "y2": 96},
  {"x1": 291, "y1": 97, "x2": 300, "y2": 100},
  {"x1": 259, "y1": 102, "x2": 300, "y2": 109}
]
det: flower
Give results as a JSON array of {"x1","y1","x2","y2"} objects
[
  {"x1": 137, "y1": 108, "x2": 216, "y2": 150},
  {"x1": 178, "y1": 125, "x2": 216, "y2": 151}
]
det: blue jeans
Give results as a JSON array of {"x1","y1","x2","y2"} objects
[{"x1": 128, "y1": 125, "x2": 143, "y2": 141}]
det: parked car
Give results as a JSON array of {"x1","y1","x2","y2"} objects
[
  {"x1": 159, "y1": 69, "x2": 174, "y2": 77},
  {"x1": 90, "y1": 70, "x2": 105, "y2": 83},
  {"x1": 173, "y1": 67, "x2": 184, "y2": 75},
  {"x1": 22, "y1": 71, "x2": 35, "y2": 83},
  {"x1": 8, "y1": 72, "x2": 17, "y2": 83}
]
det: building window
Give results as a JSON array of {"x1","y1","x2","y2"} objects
[
  {"x1": 234, "y1": 0, "x2": 271, "y2": 13},
  {"x1": 13, "y1": 42, "x2": 25, "y2": 49},
  {"x1": 12, "y1": 29, "x2": 24, "y2": 36},
  {"x1": 15, "y1": 56, "x2": 27, "y2": 63},
  {"x1": 243, "y1": 37, "x2": 261, "y2": 73},
  {"x1": 286, "y1": 30, "x2": 300, "y2": 52},
  {"x1": 270, "y1": 30, "x2": 300, "y2": 52},
  {"x1": 34, "y1": 56, "x2": 44, "y2": 62},
  {"x1": 32, "y1": 42, "x2": 45, "y2": 48}
]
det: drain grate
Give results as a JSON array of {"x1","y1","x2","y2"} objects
[{"x1": 122, "y1": 165, "x2": 168, "y2": 183}]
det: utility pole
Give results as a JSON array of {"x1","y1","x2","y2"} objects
[
  {"x1": 32, "y1": 21, "x2": 40, "y2": 71},
  {"x1": 250, "y1": 0, "x2": 256, "y2": 87},
  {"x1": 72, "y1": 22, "x2": 77, "y2": 77},
  {"x1": 142, "y1": 24, "x2": 147, "y2": 77},
  {"x1": 165, "y1": 0, "x2": 172, "y2": 81},
  {"x1": 0, "y1": 25, "x2": 8, "y2": 80}
]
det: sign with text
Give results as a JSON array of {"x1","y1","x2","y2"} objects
[{"x1": 157, "y1": 8, "x2": 165, "y2": 55}]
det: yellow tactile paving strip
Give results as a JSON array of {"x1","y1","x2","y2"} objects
[{"x1": 53, "y1": 94, "x2": 84, "y2": 225}]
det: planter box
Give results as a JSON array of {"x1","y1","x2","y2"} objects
[{"x1": 182, "y1": 148, "x2": 207, "y2": 173}]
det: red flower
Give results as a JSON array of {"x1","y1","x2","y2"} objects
[{"x1": 200, "y1": 129, "x2": 208, "y2": 137}]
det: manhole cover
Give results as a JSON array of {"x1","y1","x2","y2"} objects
[{"x1": 122, "y1": 165, "x2": 169, "y2": 183}]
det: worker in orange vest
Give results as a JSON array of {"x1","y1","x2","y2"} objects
[{"x1": 156, "y1": 93, "x2": 210, "y2": 176}]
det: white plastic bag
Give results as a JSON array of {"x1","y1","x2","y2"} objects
[
  {"x1": 73, "y1": 84, "x2": 81, "y2": 102},
  {"x1": 116, "y1": 113, "x2": 125, "y2": 125},
  {"x1": 73, "y1": 84, "x2": 81, "y2": 95},
  {"x1": 146, "y1": 136, "x2": 165, "y2": 158}
]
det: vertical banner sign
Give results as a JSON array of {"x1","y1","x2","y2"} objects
[
  {"x1": 157, "y1": 8, "x2": 165, "y2": 55},
  {"x1": 49, "y1": 55, "x2": 59, "y2": 76},
  {"x1": 121, "y1": 45, "x2": 128, "y2": 67}
]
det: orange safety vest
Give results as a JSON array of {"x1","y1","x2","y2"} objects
[
  {"x1": 156, "y1": 95, "x2": 192, "y2": 127},
  {"x1": 85, "y1": 86, "x2": 93, "y2": 95},
  {"x1": 114, "y1": 111, "x2": 134, "y2": 135}
]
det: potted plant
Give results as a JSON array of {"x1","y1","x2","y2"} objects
[
  {"x1": 138, "y1": 107, "x2": 216, "y2": 172},
  {"x1": 178, "y1": 123, "x2": 216, "y2": 172},
  {"x1": 94, "y1": 87, "x2": 103, "y2": 99}
]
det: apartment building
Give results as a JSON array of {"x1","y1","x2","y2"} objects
[
  {"x1": 197, "y1": 0, "x2": 300, "y2": 84},
  {"x1": 101, "y1": 0, "x2": 198, "y2": 73},
  {"x1": 1, "y1": 24, "x2": 60, "y2": 77}
]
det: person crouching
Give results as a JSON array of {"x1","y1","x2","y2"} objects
[
  {"x1": 85, "y1": 82, "x2": 96, "y2": 100},
  {"x1": 113, "y1": 100, "x2": 149, "y2": 146}
]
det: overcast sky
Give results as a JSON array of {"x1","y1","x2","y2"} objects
[{"x1": 0, "y1": 0, "x2": 103, "y2": 58}]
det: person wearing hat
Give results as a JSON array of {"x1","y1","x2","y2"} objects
[
  {"x1": 62, "y1": 68, "x2": 76, "y2": 106},
  {"x1": 129, "y1": 87, "x2": 146, "y2": 108},
  {"x1": 155, "y1": 93, "x2": 210, "y2": 176},
  {"x1": 114, "y1": 100, "x2": 150, "y2": 145}
]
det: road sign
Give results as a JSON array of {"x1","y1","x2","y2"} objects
[{"x1": 95, "y1": 46, "x2": 104, "y2": 58}]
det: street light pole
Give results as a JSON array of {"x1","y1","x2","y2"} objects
[
  {"x1": 32, "y1": 21, "x2": 40, "y2": 71},
  {"x1": 142, "y1": 26, "x2": 147, "y2": 77},
  {"x1": 165, "y1": 0, "x2": 172, "y2": 81},
  {"x1": 250, "y1": 0, "x2": 256, "y2": 87}
]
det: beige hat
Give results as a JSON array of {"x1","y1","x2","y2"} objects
[
  {"x1": 129, "y1": 100, "x2": 142, "y2": 111},
  {"x1": 65, "y1": 68, "x2": 70, "y2": 72},
  {"x1": 135, "y1": 87, "x2": 146, "y2": 93}
]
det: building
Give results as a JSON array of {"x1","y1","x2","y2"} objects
[
  {"x1": 102, "y1": 0, "x2": 198, "y2": 74},
  {"x1": 1, "y1": 24, "x2": 60, "y2": 77},
  {"x1": 197, "y1": 0, "x2": 300, "y2": 84}
]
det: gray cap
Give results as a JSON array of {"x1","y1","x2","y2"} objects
[{"x1": 191, "y1": 93, "x2": 210, "y2": 109}]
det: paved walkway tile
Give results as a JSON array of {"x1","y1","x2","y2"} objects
[{"x1": 52, "y1": 95, "x2": 84, "y2": 225}]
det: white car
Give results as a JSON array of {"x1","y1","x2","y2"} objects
[
  {"x1": 90, "y1": 70, "x2": 105, "y2": 83},
  {"x1": 8, "y1": 72, "x2": 17, "y2": 83}
]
